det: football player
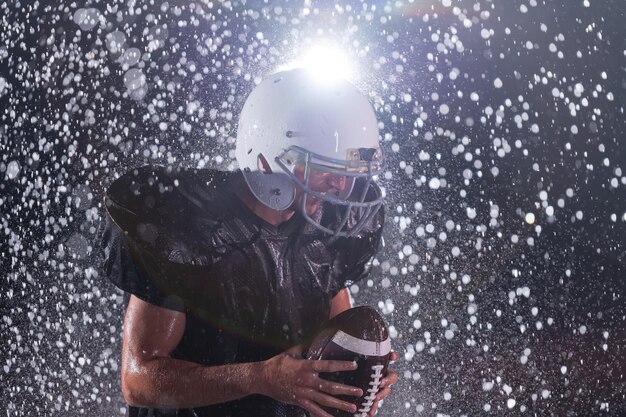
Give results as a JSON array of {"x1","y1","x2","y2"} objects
[{"x1": 102, "y1": 68, "x2": 398, "y2": 417}]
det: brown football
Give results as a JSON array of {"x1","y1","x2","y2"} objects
[{"x1": 305, "y1": 306, "x2": 391, "y2": 417}]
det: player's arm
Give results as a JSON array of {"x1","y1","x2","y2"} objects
[
  {"x1": 122, "y1": 295, "x2": 363, "y2": 416},
  {"x1": 121, "y1": 295, "x2": 260, "y2": 408},
  {"x1": 329, "y1": 288, "x2": 352, "y2": 319}
]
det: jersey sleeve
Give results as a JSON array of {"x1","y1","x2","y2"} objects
[{"x1": 101, "y1": 166, "x2": 185, "y2": 312}]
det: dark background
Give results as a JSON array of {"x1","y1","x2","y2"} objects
[{"x1": 1, "y1": 0, "x2": 624, "y2": 415}]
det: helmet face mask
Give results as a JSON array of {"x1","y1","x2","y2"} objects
[
  {"x1": 235, "y1": 68, "x2": 384, "y2": 237},
  {"x1": 278, "y1": 145, "x2": 384, "y2": 199},
  {"x1": 276, "y1": 145, "x2": 383, "y2": 237}
]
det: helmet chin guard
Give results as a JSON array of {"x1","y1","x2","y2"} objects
[{"x1": 235, "y1": 68, "x2": 384, "y2": 236}]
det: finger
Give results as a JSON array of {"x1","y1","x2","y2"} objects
[
  {"x1": 375, "y1": 387, "x2": 392, "y2": 402},
  {"x1": 296, "y1": 370, "x2": 319, "y2": 387},
  {"x1": 310, "y1": 359, "x2": 358, "y2": 373},
  {"x1": 315, "y1": 378, "x2": 363, "y2": 397},
  {"x1": 297, "y1": 397, "x2": 334, "y2": 417},
  {"x1": 368, "y1": 401, "x2": 379, "y2": 417},
  {"x1": 389, "y1": 351, "x2": 400, "y2": 362},
  {"x1": 301, "y1": 387, "x2": 358, "y2": 414},
  {"x1": 379, "y1": 371, "x2": 399, "y2": 389}
]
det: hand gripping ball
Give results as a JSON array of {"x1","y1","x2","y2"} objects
[{"x1": 305, "y1": 306, "x2": 391, "y2": 417}]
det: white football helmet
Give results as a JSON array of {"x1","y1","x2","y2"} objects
[{"x1": 235, "y1": 68, "x2": 383, "y2": 237}]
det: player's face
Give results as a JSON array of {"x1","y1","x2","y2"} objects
[{"x1": 292, "y1": 164, "x2": 352, "y2": 215}]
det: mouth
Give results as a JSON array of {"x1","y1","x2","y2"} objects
[{"x1": 307, "y1": 195, "x2": 321, "y2": 204}]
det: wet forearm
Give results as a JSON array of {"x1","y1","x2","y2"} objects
[{"x1": 124, "y1": 356, "x2": 264, "y2": 409}]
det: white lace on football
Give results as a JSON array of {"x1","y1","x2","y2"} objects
[
  {"x1": 331, "y1": 330, "x2": 391, "y2": 357},
  {"x1": 354, "y1": 364, "x2": 385, "y2": 417}
]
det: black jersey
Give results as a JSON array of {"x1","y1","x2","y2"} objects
[{"x1": 101, "y1": 165, "x2": 384, "y2": 417}]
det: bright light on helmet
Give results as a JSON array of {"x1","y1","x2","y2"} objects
[{"x1": 278, "y1": 44, "x2": 356, "y2": 85}]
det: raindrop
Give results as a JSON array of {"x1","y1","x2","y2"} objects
[{"x1": 6, "y1": 161, "x2": 20, "y2": 179}]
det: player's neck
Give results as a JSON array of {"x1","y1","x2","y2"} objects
[{"x1": 235, "y1": 183, "x2": 296, "y2": 226}]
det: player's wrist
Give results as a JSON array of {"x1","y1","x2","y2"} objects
[{"x1": 248, "y1": 360, "x2": 268, "y2": 396}]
